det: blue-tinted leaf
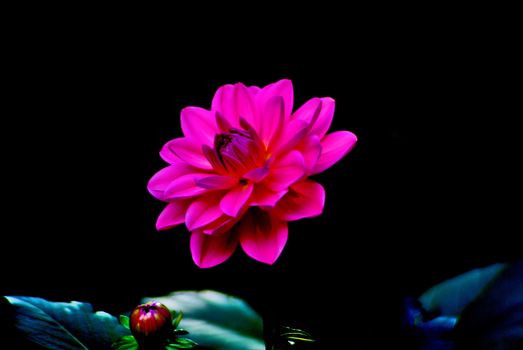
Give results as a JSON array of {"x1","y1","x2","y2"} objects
[
  {"x1": 5, "y1": 296, "x2": 130, "y2": 350},
  {"x1": 419, "y1": 263, "x2": 507, "y2": 316},
  {"x1": 143, "y1": 290, "x2": 264, "y2": 350},
  {"x1": 454, "y1": 261, "x2": 523, "y2": 350}
]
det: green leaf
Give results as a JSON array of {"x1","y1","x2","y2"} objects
[
  {"x1": 172, "y1": 310, "x2": 183, "y2": 329},
  {"x1": 119, "y1": 315, "x2": 130, "y2": 329},
  {"x1": 143, "y1": 290, "x2": 265, "y2": 350},
  {"x1": 169, "y1": 337, "x2": 198, "y2": 348},
  {"x1": 419, "y1": 263, "x2": 508, "y2": 316},
  {"x1": 112, "y1": 335, "x2": 138, "y2": 350},
  {"x1": 5, "y1": 296, "x2": 130, "y2": 350}
]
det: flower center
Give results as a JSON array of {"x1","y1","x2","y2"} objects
[{"x1": 214, "y1": 128, "x2": 264, "y2": 174}]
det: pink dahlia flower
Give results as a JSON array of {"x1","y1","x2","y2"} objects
[{"x1": 148, "y1": 79, "x2": 357, "y2": 268}]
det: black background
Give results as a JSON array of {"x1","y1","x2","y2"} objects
[{"x1": 2, "y1": 51, "x2": 520, "y2": 348}]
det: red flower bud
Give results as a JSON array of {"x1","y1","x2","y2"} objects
[{"x1": 130, "y1": 301, "x2": 173, "y2": 347}]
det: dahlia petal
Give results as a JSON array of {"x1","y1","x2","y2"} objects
[
  {"x1": 250, "y1": 184, "x2": 287, "y2": 208},
  {"x1": 201, "y1": 215, "x2": 237, "y2": 235},
  {"x1": 259, "y1": 96, "x2": 284, "y2": 148},
  {"x1": 211, "y1": 84, "x2": 238, "y2": 127},
  {"x1": 220, "y1": 183, "x2": 254, "y2": 217},
  {"x1": 215, "y1": 111, "x2": 232, "y2": 132},
  {"x1": 185, "y1": 192, "x2": 225, "y2": 231},
  {"x1": 181, "y1": 107, "x2": 217, "y2": 145},
  {"x1": 156, "y1": 200, "x2": 191, "y2": 230},
  {"x1": 299, "y1": 135, "x2": 322, "y2": 173},
  {"x1": 293, "y1": 97, "x2": 335, "y2": 138},
  {"x1": 235, "y1": 83, "x2": 257, "y2": 126},
  {"x1": 190, "y1": 230, "x2": 238, "y2": 268},
  {"x1": 311, "y1": 131, "x2": 358, "y2": 174},
  {"x1": 147, "y1": 163, "x2": 200, "y2": 201},
  {"x1": 292, "y1": 97, "x2": 321, "y2": 121},
  {"x1": 163, "y1": 173, "x2": 210, "y2": 199},
  {"x1": 239, "y1": 209, "x2": 288, "y2": 265},
  {"x1": 271, "y1": 119, "x2": 309, "y2": 156},
  {"x1": 248, "y1": 86, "x2": 261, "y2": 95},
  {"x1": 160, "y1": 138, "x2": 212, "y2": 170},
  {"x1": 264, "y1": 151, "x2": 306, "y2": 191},
  {"x1": 202, "y1": 144, "x2": 226, "y2": 174},
  {"x1": 309, "y1": 97, "x2": 335, "y2": 138},
  {"x1": 273, "y1": 180, "x2": 325, "y2": 221},
  {"x1": 196, "y1": 175, "x2": 237, "y2": 190},
  {"x1": 243, "y1": 166, "x2": 269, "y2": 183},
  {"x1": 257, "y1": 79, "x2": 293, "y2": 119}
]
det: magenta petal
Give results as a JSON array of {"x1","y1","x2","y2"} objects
[
  {"x1": 181, "y1": 107, "x2": 217, "y2": 145},
  {"x1": 299, "y1": 135, "x2": 322, "y2": 173},
  {"x1": 309, "y1": 97, "x2": 335, "y2": 138},
  {"x1": 215, "y1": 111, "x2": 232, "y2": 132},
  {"x1": 190, "y1": 230, "x2": 238, "y2": 268},
  {"x1": 202, "y1": 144, "x2": 226, "y2": 174},
  {"x1": 273, "y1": 180, "x2": 325, "y2": 221},
  {"x1": 271, "y1": 119, "x2": 309, "y2": 155},
  {"x1": 258, "y1": 96, "x2": 284, "y2": 147},
  {"x1": 250, "y1": 184, "x2": 288, "y2": 208},
  {"x1": 292, "y1": 97, "x2": 321, "y2": 121},
  {"x1": 257, "y1": 79, "x2": 294, "y2": 119},
  {"x1": 147, "y1": 163, "x2": 199, "y2": 201},
  {"x1": 264, "y1": 151, "x2": 306, "y2": 191},
  {"x1": 220, "y1": 183, "x2": 254, "y2": 217},
  {"x1": 243, "y1": 166, "x2": 269, "y2": 183},
  {"x1": 311, "y1": 131, "x2": 358, "y2": 174},
  {"x1": 163, "y1": 173, "x2": 210, "y2": 199},
  {"x1": 160, "y1": 138, "x2": 212, "y2": 170},
  {"x1": 239, "y1": 209, "x2": 288, "y2": 265},
  {"x1": 235, "y1": 83, "x2": 257, "y2": 126},
  {"x1": 211, "y1": 84, "x2": 238, "y2": 127},
  {"x1": 196, "y1": 175, "x2": 237, "y2": 190},
  {"x1": 185, "y1": 193, "x2": 225, "y2": 231},
  {"x1": 156, "y1": 200, "x2": 190, "y2": 230}
]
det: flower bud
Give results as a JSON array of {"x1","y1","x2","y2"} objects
[{"x1": 130, "y1": 301, "x2": 173, "y2": 347}]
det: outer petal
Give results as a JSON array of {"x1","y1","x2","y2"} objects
[
  {"x1": 211, "y1": 84, "x2": 237, "y2": 126},
  {"x1": 220, "y1": 183, "x2": 254, "y2": 217},
  {"x1": 190, "y1": 230, "x2": 239, "y2": 268},
  {"x1": 250, "y1": 184, "x2": 287, "y2": 208},
  {"x1": 299, "y1": 135, "x2": 322, "y2": 173},
  {"x1": 264, "y1": 151, "x2": 306, "y2": 191},
  {"x1": 147, "y1": 163, "x2": 201, "y2": 201},
  {"x1": 270, "y1": 119, "x2": 309, "y2": 156},
  {"x1": 258, "y1": 96, "x2": 284, "y2": 148},
  {"x1": 181, "y1": 107, "x2": 218, "y2": 145},
  {"x1": 272, "y1": 180, "x2": 325, "y2": 221},
  {"x1": 185, "y1": 192, "x2": 225, "y2": 231},
  {"x1": 201, "y1": 215, "x2": 238, "y2": 235},
  {"x1": 292, "y1": 97, "x2": 320, "y2": 121},
  {"x1": 309, "y1": 97, "x2": 335, "y2": 138},
  {"x1": 196, "y1": 175, "x2": 237, "y2": 190},
  {"x1": 163, "y1": 173, "x2": 211, "y2": 199},
  {"x1": 160, "y1": 138, "x2": 212, "y2": 170},
  {"x1": 257, "y1": 79, "x2": 293, "y2": 119},
  {"x1": 211, "y1": 83, "x2": 257, "y2": 128},
  {"x1": 235, "y1": 83, "x2": 258, "y2": 126},
  {"x1": 156, "y1": 200, "x2": 191, "y2": 230},
  {"x1": 311, "y1": 131, "x2": 358, "y2": 174},
  {"x1": 293, "y1": 97, "x2": 335, "y2": 138},
  {"x1": 238, "y1": 208, "x2": 288, "y2": 265}
]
